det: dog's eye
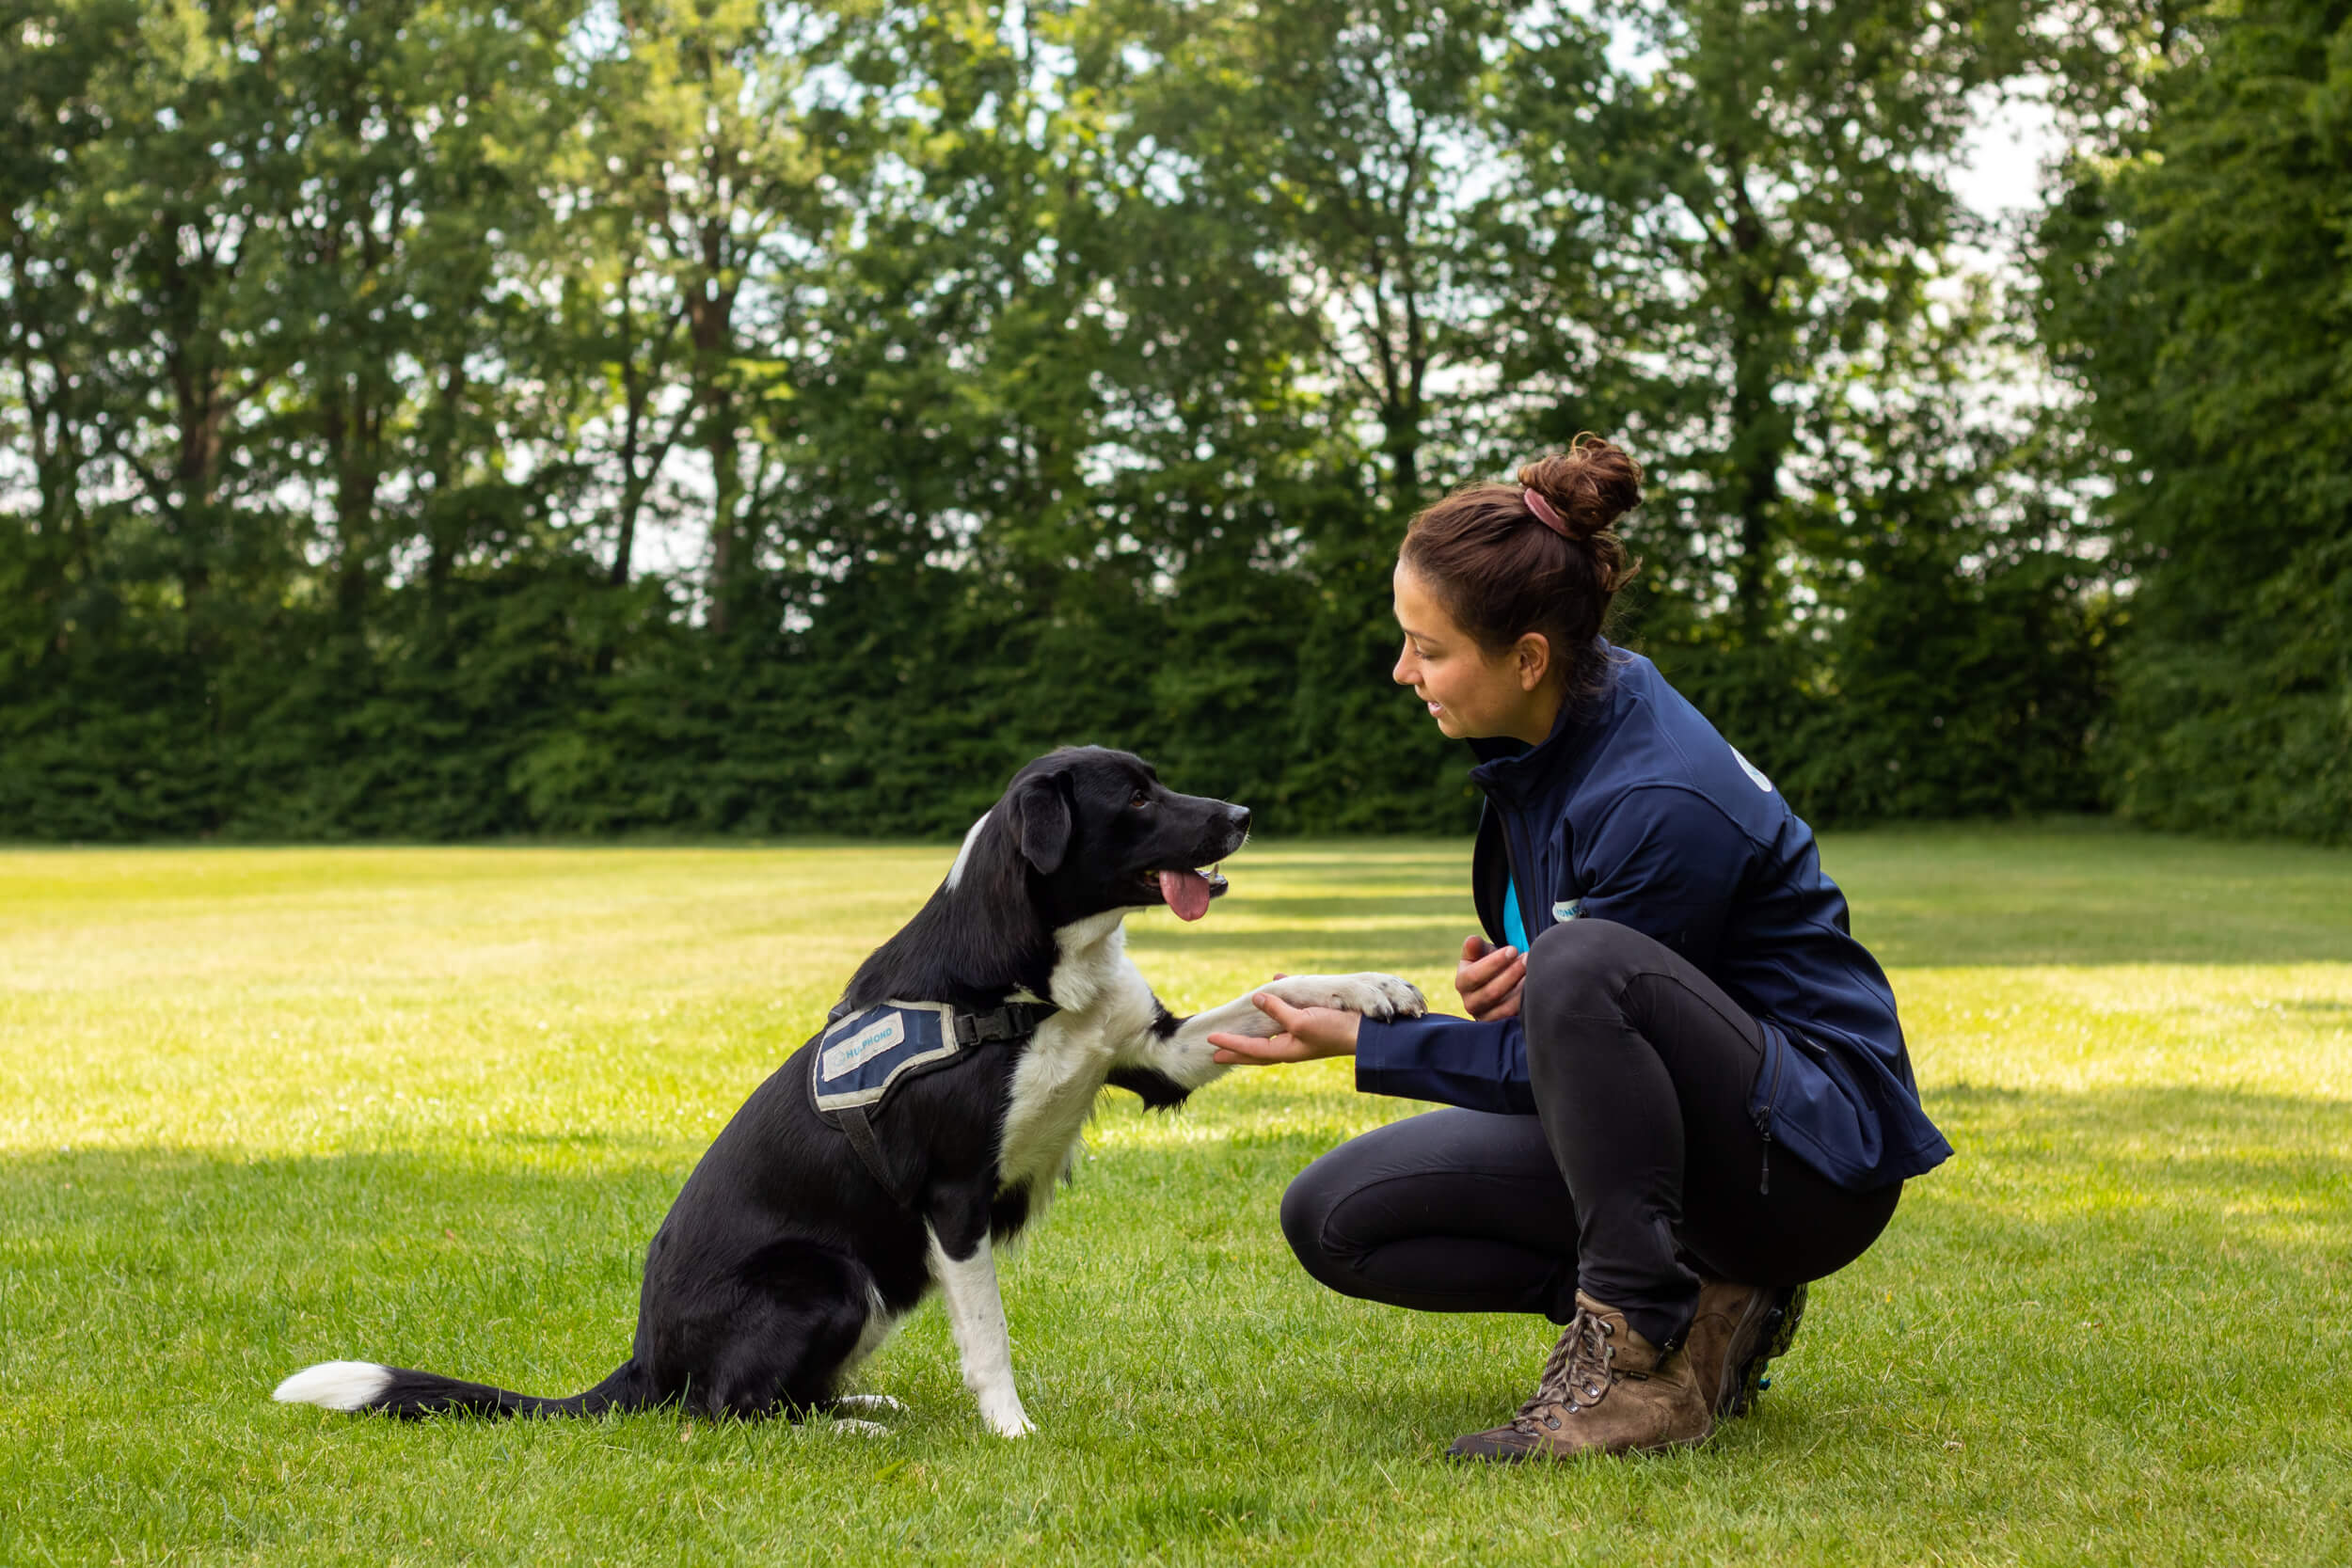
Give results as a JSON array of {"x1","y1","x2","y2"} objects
[{"x1": 1129, "y1": 790, "x2": 1151, "y2": 810}]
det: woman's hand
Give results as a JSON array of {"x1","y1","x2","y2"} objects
[
  {"x1": 1206, "y1": 990, "x2": 1362, "y2": 1065},
  {"x1": 1456, "y1": 935, "x2": 1525, "y2": 1021}
]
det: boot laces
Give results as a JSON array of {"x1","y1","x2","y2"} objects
[{"x1": 1513, "y1": 1307, "x2": 1613, "y2": 1433}]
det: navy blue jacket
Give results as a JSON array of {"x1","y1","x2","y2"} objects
[{"x1": 1355, "y1": 643, "x2": 1952, "y2": 1191}]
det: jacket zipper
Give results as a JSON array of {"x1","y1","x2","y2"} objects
[
  {"x1": 1472, "y1": 788, "x2": 1544, "y2": 952},
  {"x1": 1755, "y1": 1030, "x2": 1788, "y2": 1196}
]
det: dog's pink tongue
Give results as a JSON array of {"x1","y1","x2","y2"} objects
[{"x1": 1159, "y1": 869, "x2": 1213, "y2": 922}]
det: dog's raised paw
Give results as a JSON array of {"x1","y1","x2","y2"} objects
[
  {"x1": 1369, "y1": 974, "x2": 1427, "y2": 1021},
  {"x1": 1329, "y1": 972, "x2": 1426, "y2": 1021},
  {"x1": 1266, "y1": 973, "x2": 1426, "y2": 1022}
]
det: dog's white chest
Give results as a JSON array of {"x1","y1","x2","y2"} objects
[{"x1": 995, "y1": 916, "x2": 1155, "y2": 1195}]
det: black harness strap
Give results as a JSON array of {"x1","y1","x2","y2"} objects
[
  {"x1": 951, "y1": 1003, "x2": 1057, "y2": 1049},
  {"x1": 835, "y1": 1105, "x2": 914, "y2": 1208}
]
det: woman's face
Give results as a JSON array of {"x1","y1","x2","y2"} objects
[{"x1": 1391, "y1": 562, "x2": 1557, "y2": 744}]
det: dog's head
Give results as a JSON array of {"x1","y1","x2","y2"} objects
[{"x1": 991, "y1": 747, "x2": 1249, "y2": 927}]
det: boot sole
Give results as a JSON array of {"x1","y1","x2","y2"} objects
[
  {"x1": 1722, "y1": 1283, "x2": 1806, "y2": 1418},
  {"x1": 1447, "y1": 1429, "x2": 1712, "y2": 1463}
]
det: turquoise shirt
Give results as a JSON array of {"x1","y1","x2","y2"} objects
[{"x1": 1501, "y1": 876, "x2": 1529, "y2": 953}]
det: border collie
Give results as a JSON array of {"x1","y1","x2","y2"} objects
[{"x1": 274, "y1": 746, "x2": 1424, "y2": 1436}]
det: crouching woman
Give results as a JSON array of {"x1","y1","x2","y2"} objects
[{"x1": 1207, "y1": 437, "x2": 1950, "y2": 1461}]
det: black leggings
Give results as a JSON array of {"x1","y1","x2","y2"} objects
[{"x1": 1281, "y1": 919, "x2": 1901, "y2": 1347}]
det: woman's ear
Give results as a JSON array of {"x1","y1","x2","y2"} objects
[{"x1": 1514, "y1": 633, "x2": 1552, "y2": 692}]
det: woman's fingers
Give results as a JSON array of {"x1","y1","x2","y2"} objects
[
  {"x1": 1457, "y1": 942, "x2": 1525, "y2": 1019},
  {"x1": 1465, "y1": 944, "x2": 1520, "y2": 983},
  {"x1": 1207, "y1": 1030, "x2": 1310, "y2": 1064},
  {"x1": 1253, "y1": 990, "x2": 1310, "y2": 1033},
  {"x1": 1205, "y1": 1011, "x2": 1317, "y2": 1063},
  {"x1": 1206, "y1": 990, "x2": 1307, "y2": 1064},
  {"x1": 1454, "y1": 940, "x2": 1518, "y2": 993},
  {"x1": 1478, "y1": 981, "x2": 1524, "y2": 1021}
]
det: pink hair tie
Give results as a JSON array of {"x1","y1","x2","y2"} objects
[{"x1": 1522, "y1": 488, "x2": 1571, "y2": 538}]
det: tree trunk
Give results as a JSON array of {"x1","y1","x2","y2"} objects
[
  {"x1": 1724, "y1": 170, "x2": 1783, "y2": 646},
  {"x1": 688, "y1": 217, "x2": 743, "y2": 635}
]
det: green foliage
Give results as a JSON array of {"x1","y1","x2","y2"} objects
[
  {"x1": 1500, "y1": 0, "x2": 2033, "y2": 636},
  {"x1": 2036, "y1": 0, "x2": 2352, "y2": 843},
  {"x1": 0, "y1": 0, "x2": 2138, "y2": 841}
]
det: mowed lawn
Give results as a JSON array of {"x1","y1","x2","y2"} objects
[{"x1": 3, "y1": 827, "x2": 2349, "y2": 1567}]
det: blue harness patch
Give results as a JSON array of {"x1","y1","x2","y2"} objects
[
  {"x1": 809, "y1": 1002, "x2": 963, "y2": 1115},
  {"x1": 804, "y1": 996, "x2": 1059, "y2": 1207}
]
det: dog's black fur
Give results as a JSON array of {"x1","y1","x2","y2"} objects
[{"x1": 274, "y1": 747, "x2": 1279, "y2": 1424}]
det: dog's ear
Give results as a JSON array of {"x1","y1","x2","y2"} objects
[{"x1": 1008, "y1": 769, "x2": 1073, "y2": 875}]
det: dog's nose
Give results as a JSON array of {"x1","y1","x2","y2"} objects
[{"x1": 1227, "y1": 804, "x2": 1251, "y2": 834}]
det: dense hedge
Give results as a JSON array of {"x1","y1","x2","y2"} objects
[
  {"x1": 0, "y1": 531, "x2": 2107, "y2": 841},
  {"x1": 2036, "y1": 0, "x2": 2352, "y2": 845}
]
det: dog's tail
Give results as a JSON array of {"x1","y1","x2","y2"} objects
[{"x1": 273, "y1": 1357, "x2": 647, "y2": 1420}]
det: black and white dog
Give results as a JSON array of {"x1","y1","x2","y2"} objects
[{"x1": 274, "y1": 747, "x2": 1423, "y2": 1436}]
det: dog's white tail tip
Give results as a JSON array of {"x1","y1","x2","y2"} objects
[{"x1": 274, "y1": 1360, "x2": 392, "y2": 1410}]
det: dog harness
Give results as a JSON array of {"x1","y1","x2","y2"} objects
[{"x1": 808, "y1": 998, "x2": 1058, "y2": 1207}]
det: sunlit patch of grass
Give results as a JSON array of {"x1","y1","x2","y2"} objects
[{"x1": 4, "y1": 829, "x2": 2349, "y2": 1565}]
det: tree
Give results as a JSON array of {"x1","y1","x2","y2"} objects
[
  {"x1": 2036, "y1": 0, "x2": 2352, "y2": 841},
  {"x1": 1114, "y1": 0, "x2": 1534, "y2": 518},
  {"x1": 557, "y1": 0, "x2": 880, "y2": 631},
  {"x1": 0, "y1": 0, "x2": 2132, "y2": 840},
  {"x1": 1497, "y1": 0, "x2": 2034, "y2": 646}
]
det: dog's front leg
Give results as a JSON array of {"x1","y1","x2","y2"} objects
[
  {"x1": 1113, "y1": 974, "x2": 1427, "y2": 1106},
  {"x1": 1106, "y1": 1001, "x2": 1242, "y2": 1106},
  {"x1": 926, "y1": 1218, "x2": 1031, "y2": 1438}
]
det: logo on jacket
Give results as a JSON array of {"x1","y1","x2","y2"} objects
[
  {"x1": 1552, "y1": 900, "x2": 1582, "y2": 922},
  {"x1": 1731, "y1": 747, "x2": 1775, "y2": 793}
]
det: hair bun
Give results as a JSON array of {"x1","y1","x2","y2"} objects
[{"x1": 1518, "y1": 435, "x2": 1643, "y2": 540}]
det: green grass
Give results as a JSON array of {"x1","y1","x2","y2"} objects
[{"x1": 4, "y1": 825, "x2": 2349, "y2": 1565}]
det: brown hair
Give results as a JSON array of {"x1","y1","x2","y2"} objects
[{"x1": 1398, "y1": 435, "x2": 1643, "y2": 698}]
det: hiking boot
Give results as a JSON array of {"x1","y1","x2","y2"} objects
[
  {"x1": 1446, "y1": 1292, "x2": 1713, "y2": 1462},
  {"x1": 1682, "y1": 1278, "x2": 1808, "y2": 1418}
]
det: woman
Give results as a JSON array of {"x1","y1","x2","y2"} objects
[{"x1": 1205, "y1": 437, "x2": 1950, "y2": 1462}]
